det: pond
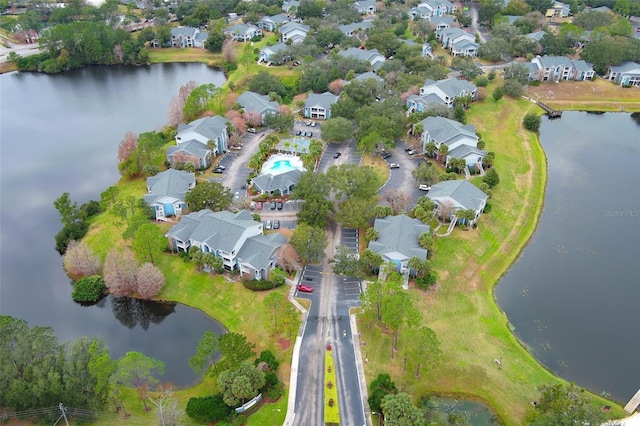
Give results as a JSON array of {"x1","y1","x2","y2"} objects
[
  {"x1": 496, "y1": 111, "x2": 640, "y2": 404},
  {"x1": 422, "y1": 396, "x2": 502, "y2": 425},
  {"x1": 0, "y1": 63, "x2": 228, "y2": 385}
]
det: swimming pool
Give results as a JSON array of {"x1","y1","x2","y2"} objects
[{"x1": 261, "y1": 154, "x2": 306, "y2": 176}]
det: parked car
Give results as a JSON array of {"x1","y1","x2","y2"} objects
[
  {"x1": 405, "y1": 146, "x2": 413, "y2": 152},
  {"x1": 308, "y1": 132, "x2": 313, "y2": 137},
  {"x1": 407, "y1": 149, "x2": 416, "y2": 155},
  {"x1": 270, "y1": 201, "x2": 277, "y2": 210},
  {"x1": 277, "y1": 201, "x2": 283, "y2": 210},
  {"x1": 272, "y1": 220, "x2": 280, "y2": 229},
  {"x1": 334, "y1": 152, "x2": 342, "y2": 158},
  {"x1": 310, "y1": 121, "x2": 317, "y2": 127},
  {"x1": 297, "y1": 284, "x2": 313, "y2": 293},
  {"x1": 305, "y1": 120, "x2": 312, "y2": 126},
  {"x1": 215, "y1": 165, "x2": 225, "y2": 170},
  {"x1": 296, "y1": 130, "x2": 302, "y2": 136},
  {"x1": 257, "y1": 201, "x2": 263, "y2": 210},
  {"x1": 389, "y1": 163, "x2": 400, "y2": 169},
  {"x1": 380, "y1": 151, "x2": 392, "y2": 159},
  {"x1": 214, "y1": 167, "x2": 224, "y2": 173},
  {"x1": 247, "y1": 128, "x2": 257, "y2": 133},
  {"x1": 419, "y1": 184, "x2": 431, "y2": 191},
  {"x1": 304, "y1": 276, "x2": 313, "y2": 281},
  {"x1": 293, "y1": 61, "x2": 300, "y2": 66},
  {"x1": 265, "y1": 220, "x2": 272, "y2": 230},
  {"x1": 250, "y1": 201, "x2": 256, "y2": 210},
  {"x1": 300, "y1": 131, "x2": 307, "y2": 137}
]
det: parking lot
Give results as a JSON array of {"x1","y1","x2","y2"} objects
[
  {"x1": 292, "y1": 119, "x2": 321, "y2": 140},
  {"x1": 317, "y1": 138, "x2": 361, "y2": 173}
]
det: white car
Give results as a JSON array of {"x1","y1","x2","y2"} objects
[
  {"x1": 389, "y1": 163, "x2": 400, "y2": 169},
  {"x1": 419, "y1": 184, "x2": 431, "y2": 191}
]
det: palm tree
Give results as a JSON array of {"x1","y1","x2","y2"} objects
[{"x1": 437, "y1": 144, "x2": 449, "y2": 164}]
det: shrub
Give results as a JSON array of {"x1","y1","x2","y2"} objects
[
  {"x1": 72, "y1": 275, "x2": 106, "y2": 302},
  {"x1": 242, "y1": 279, "x2": 282, "y2": 291},
  {"x1": 484, "y1": 202, "x2": 492, "y2": 213},
  {"x1": 482, "y1": 169, "x2": 500, "y2": 188},
  {"x1": 186, "y1": 394, "x2": 232, "y2": 423},
  {"x1": 492, "y1": 86, "x2": 504, "y2": 101},
  {"x1": 475, "y1": 76, "x2": 489, "y2": 87},
  {"x1": 255, "y1": 350, "x2": 280, "y2": 371},
  {"x1": 415, "y1": 273, "x2": 437, "y2": 290},
  {"x1": 523, "y1": 112, "x2": 541, "y2": 133},
  {"x1": 503, "y1": 79, "x2": 525, "y2": 98}
]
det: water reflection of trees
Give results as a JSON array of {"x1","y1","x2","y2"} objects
[
  {"x1": 631, "y1": 112, "x2": 640, "y2": 126},
  {"x1": 111, "y1": 296, "x2": 176, "y2": 330}
]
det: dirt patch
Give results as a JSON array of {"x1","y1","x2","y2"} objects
[
  {"x1": 278, "y1": 337, "x2": 291, "y2": 351},
  {"x1": 526, "y1": 80, "x2": 640, "y2": 104}
]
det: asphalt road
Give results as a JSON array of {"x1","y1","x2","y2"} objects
[{"x1": 379, "y1": 139, "x2": 431, "y2": 209}]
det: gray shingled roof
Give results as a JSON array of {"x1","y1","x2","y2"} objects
[
  {"x1": 354, "y1": 71, "x2": 384, "y2": 84},
  {"x1": 237, "y1": 91, "x2": 280, "y2": 116},
  {"x1": 427, "y1": 180, "x2": 488, "y2": 212},
  {"x1": 166, "y1": 209, "x2": 259, "y2": 253},
  {"x1": 144, "y1": 169, "x2": 195, "y2": 205},
  {"x1": 448, "y1": 144, "x2": 487, "y2": 159},
  {"x1": 338, "y1": 47, "x2": 383, "y2": 64},
  {"x1": 263, "y1": 13, "x2": 290, "y2": 25},
  {"x1": 237, "y1": 233, "x2": 287, "y2": 270},
  {"x1": 408, "y1": 93, "x2": 444, "y2": 109},
  {"x1": 261, "y1": 42, "x2": 288, "y2": 56},
  {"x1": 572, "y1": 59, "x2": 594, "y2": 73},
  {"x1": 252, "y1": 169, "x2": 302, "y2": 193},
  {"x1": 526, "y1": 30, "x2": 546, "y2": 41},
  {"x1": 166, "y1": 140, "x2": 208, "y2": 161},
  {"x1": 278, "y1": 21, "x2": 310, "y2": 35},
  {"x1": 171, "y1": 27, "x2": 198, "y2": 37},
  {"x1": 305, "y1": 92, "x2": 339, "y2": 111},
  {"x1": 337, "y1": 21, "x2": 373, "y2": 35},
  {"x1": 177, "y1": 116, "x2": 228, "y2": 142},
  {"x1": 610, "y1": 61, "x2": 640, "y2": 74},
  {"x1": 225, "y1": 23, "x2": 259, "y2": 36},
  {"x1": 368, "y1": 215, "x2": 430, "y2": 261},
  {"x1": 537, "y1": 55, "x2": 574, "y2": 68},
  {"x1": 420, "y1": 116, "x2": 477, "y2": 146},
  {"x1": 423, "y1": 78, "x2": 477, "y2": 99}
]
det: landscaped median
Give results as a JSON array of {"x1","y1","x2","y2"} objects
[
  {"x1": 324, "y1": 345, "x2": 340, "y2": 426},
  {"x1": 359, "y1": 87, "x2": 627, "y2": 424}
]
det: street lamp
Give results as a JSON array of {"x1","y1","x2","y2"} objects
[{"x1": 272, "y1": 408, "x2": 281, "y2": 426}]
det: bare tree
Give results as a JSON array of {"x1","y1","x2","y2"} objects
[
  {"x1": 136, "y1": 263, "x2": 166, "y2": 299},
  {"x1": 222, "y1": 38, "x2": 236, "y2": 63},
  {"x1": 113, "y1": 44, "x2": 124, "y2": 63},
  {"x1": 328, "y1": 79, "x2": 345, "y2": 95},
  {"x1": 436, "y1": 200, "x2": 456, "y2": 222},
  {"x1": 382, "y1": 189, "x2": 412, "y2": 215},
  {"x1": 118, "y1": 131, "x2": 138, "y2": 163},
  {"x1": 224, "y1": 110, "x2": 247, "y2": 135},
  {"x1": 276, "y1": 244, "x2": 300, "y2": 274},
  {"x1": 103, "y1": 248, "x2": 138, "y2": 297},
  {"x1": 242, "y1": 111, "x2": 263, "y2": 127},
  {"x1": 167, "y1": 81, "x2": 197, "y2": 126},
  {"x1": 400, "y1": 86, "x2": 420, "y2": 103},
  {"x1": 63, "y1": 240, "x2": 101, "y2": 281},
  {"x1": 148, "y1": 383, "x2": 182, "y2": 426}
]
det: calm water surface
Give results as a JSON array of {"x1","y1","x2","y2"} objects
[
  {"x1": 496, "y1": 112, "x2": 640, "y2": 403},
  {"x1": 0, "y1": 64, "x2": 227, "y2": 385}
]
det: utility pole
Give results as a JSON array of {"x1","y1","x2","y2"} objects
[{"x1": 54, "y1": 403, "x2": 69, "y2": 426}]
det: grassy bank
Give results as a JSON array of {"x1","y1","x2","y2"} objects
[
  {"x1": 526, "y1": 79, "x2": 640, "y2": 112},
  {"x1": 358, "y1": 92, "x2": 627, "y2": 424}
]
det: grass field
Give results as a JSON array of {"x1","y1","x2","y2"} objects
[{"x1": 358, "y1": 89, "x2": 628, "y2": 424}]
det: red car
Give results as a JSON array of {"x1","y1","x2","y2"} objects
[
  {"x1": 256, "y1": 201, "x2": 263, "y2": 210},
  {"x1": 297, "y1": 284, "x2": 313, "y2": 293}
]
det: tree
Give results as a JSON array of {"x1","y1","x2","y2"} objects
[
  {"x1": 264, "y1": 291, "x2": 285, "y2": 330},
  {"x1": 381, "y1": 393, "x2": 426, "y2": 426},
  {"x1": 327, "y1": 163, "x2": 380, "y2": 199},
  {"x1": 136, "y1": 263, "x2": 165, "y2": 299},
  {"x1": 118, "y1": 131, "x2": 138, "y2": 163},
  {"x1": 132, "y1": 223, "x2": 167, "y2": 265},
  {"x1": 222, "y1": 38, "x2": 236, "y2": 63},
  {"x1": 114, "y1": 352, "x2": 165, "y2": 411},
  {"x1": 524, "y1": 383, "x2": 605, "y2": 425},
  {"x1": 218, "y1": 332, "x2": 256, "y2": 371},
  {"x1": 63, "y1": 239, "x2": 101, "y2": 280},
  {"x1": 437, "y1": 143, "x2": 449, "y2": 163},
  {"x1": 478, "y1": 0, "x2": 504, "y2": 26},
  {"x1": 320, "y1": 117, "x2": 355, "y2": 142},
  {"x1": 103, "y1": 248, "x2": 138, "y2": 297},
  {"x1": 368, "y1": 373, "x2": 398, "y2": 413},
  {"x1": 87, "y1": 339, "x2": 117, "y2": 408},
  {"x1": 205, "y1": 31, "x2": 225, "y2": 52},
  {"x1": 248, "y1": 70, "x2": 285, "y2": 95},
  {"x1": 290, "y1": 223, "x2": 328, "y2": 264},
  {"x1": 382, "y1": 189, "x2": 411, "y2": 215},
  {"x1": 405, "y1": 326, "x2": 441, "y2": 377},
  {"x1": 183, "y1": 83, "x2": 217, "y2": 121},
  {"x1": 184, "y1": 181, "x2": 233, "y2": 211},
  {"x1": 217, "y1": 361, "x2": 265, "y2": 407},
  {"x1": 72, "y1": 275, "x2": 106, "y2": 302},
  {"x1": 412, "y1": 161, "x2": 439, "y2": 187},
  {"x1": 331, "y1": 245, "x2": 363, "y2": 282},
  {"x1": 360, "y1": 248, "x2": 384, "y2": 275},
  {"x1": 167, "y1": 81, "x2": 197, "y2": 126},
  {"x1": 148, "y1": 383, "x2": 182, "y2": 426},
  {"x1": 381, "y1": 290, "x2": 413, "y2": 355},
  {"x1": 483, "y1": 168, "x2": 500, "y2": 188},
  {"x1": 365, "y1": 227, "x2": 379, "y2": 242},
  {"x1": 263, "y1": 111, "x2": 295, "y2": 133},
  {"x1": 297, "y1": 194, "x2": 334, "y2": 228},
  {"x1": 503, "y1": 79, "x2": 525, "y2": 98},
  {"x1": 493, "y1": 86, "x2": 505, "y2": 101},
  {"x1": 189, "y1": 330, "x2": 220, "y2": 375},
  {"x1": 276, "y1": 244, "x2": 301, "y2": 273},
  {"x1": 504, "y1": 63, "x2": 533, "y2": 85},
  {"x1": 523, "y1": 112, "x2": 541, "y2": 132},
  {"x1": 525, "y1": 0, "x2": 554, "y2": 14},
  {"x1": 335, "y1": 197, "x2": 377, "y2": 229}
]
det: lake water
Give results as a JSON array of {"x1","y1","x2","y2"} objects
[
  {"x1": 496, "y1": 112, "x2": 640, "y2": 404},
  {"x1": 0, "y1": 63, "x2": 227, "y2": 385}
]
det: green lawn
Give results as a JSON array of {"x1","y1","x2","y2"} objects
[{"x1": 358, "y1": 93, "x2": 626, "y2": 424}]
